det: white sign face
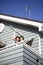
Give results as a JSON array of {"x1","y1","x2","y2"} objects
[{"x1": 0, "y1": 23, "x2": 5, "y2": 33}]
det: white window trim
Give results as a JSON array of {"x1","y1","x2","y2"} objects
[{"x1": 0, "y1": 23, "x2": 5, "y2": 33}]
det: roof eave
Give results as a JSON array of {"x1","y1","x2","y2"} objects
[{"x1": 0, "y1": 14, "x2": 43, "y2": 32}]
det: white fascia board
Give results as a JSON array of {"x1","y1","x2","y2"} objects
[
  {"x1": 39, "y1": 24, "x2": 43, "y2": 32},
  {"x1": 0, "y1": 14, "x2": 42, "y2": 30}
]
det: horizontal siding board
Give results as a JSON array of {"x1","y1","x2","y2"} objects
[
  {"x1": 23, "y1": 57, "x2": 43, "y2": 65},
  {"x1": 0, "y1": 56, "x2": 23, "y2": 65},
  {"x1": 0, "y1": 43, "x2": 43, "y2": 65},
  {"x1": 23, "y1": 48, "x2": 38, "y2": 60},
  {"x1": 23, "y1": 56, "x2": 36, "y2": 65},
  {"x1": 23, "y1": 53, "x2": 37, "y2": 64},
  {"x1": 0, "y1": 48, "x2": 23, "y2": 58},
  {"x1": 24, "y1": 45, "x2": 43, "y2": 61},
  {"x1": 0, "y1": 22, "x2": 39, "y2": 52},
  {"x1": 23, "y1": 61, "x2": 30, "y2": 65},
  {"x1": 0, "y1": 45, "x2": 23, "y2": 54},
  {"x1": 0, "y1": 53, "x2": 23, "y2": 62},
  {"x1": 0, "y1": 21, "x2": 43, "y2": 65},
  {"x1": 9, "y1": 61, "x2": 23, "y2": 65}
]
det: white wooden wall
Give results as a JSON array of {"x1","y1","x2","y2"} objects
[
  {"x1": 0, "y1": 20, "x2": 43, "y2": 65},
  {"x1": 0, "y1": 44, "x2": 43, "y2": 65}
]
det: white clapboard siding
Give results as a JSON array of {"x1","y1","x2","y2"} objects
[
  {"x1": 0, "y1": 44, "x2": 43, "y2": 65},
  {"x1": 0, "y1": 25, "x2": 15, "y2": 47},
  {"x1": 0, "y1": 45, "x2": 23, "y2": 65},
  {"x1": 12, "y1": 25, "x2": 39, "y2": 54},
  {"x1": 0, "y1": 21, "x2": 43, "y2": 57}
]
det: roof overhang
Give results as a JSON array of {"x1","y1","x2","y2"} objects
[{"x1": 0, "y1": 14, "x2": 43, "y2": 32}]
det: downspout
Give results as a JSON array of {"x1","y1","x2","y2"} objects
[{"x1": 38, "y1": 35, "x2": 41, "y2": 55}]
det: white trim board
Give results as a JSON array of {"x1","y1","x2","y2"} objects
[{"x1": 0, "y1": 14, "x2": 43, "y2": 32}]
